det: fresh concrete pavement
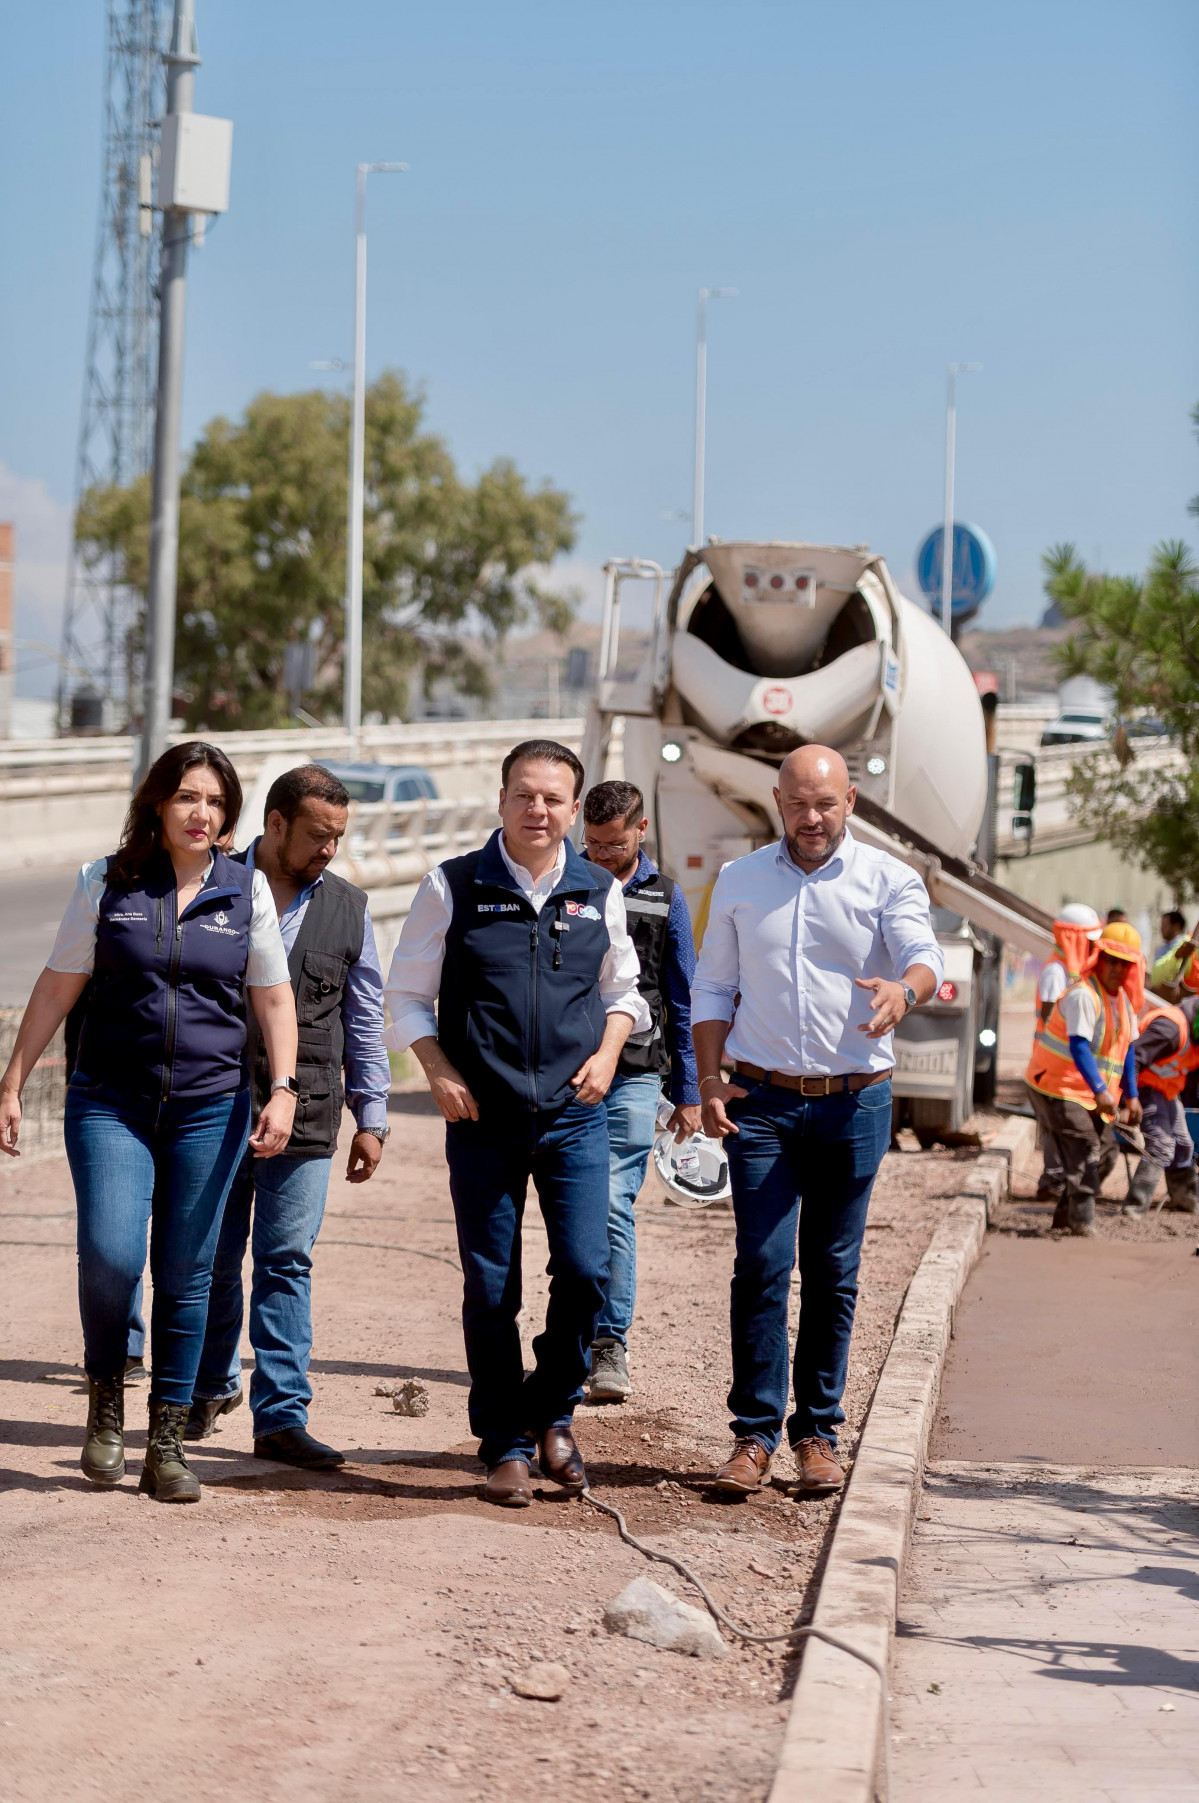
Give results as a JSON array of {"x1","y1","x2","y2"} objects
[{"x1": 891, "y1": 1236, "x2": 1199, "y2": 1799}]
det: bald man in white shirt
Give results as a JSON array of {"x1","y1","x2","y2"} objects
[{"x1": 691, "y1": 746, "x2": 942, "y2": 1497}]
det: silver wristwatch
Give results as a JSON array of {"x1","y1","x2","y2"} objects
[
  {"x1": 271, "y1": 1076, "x2": 300, "y2": 1096},
  {"x1": 901, "y1": 984, "x2": 918, "y2": 1010}
]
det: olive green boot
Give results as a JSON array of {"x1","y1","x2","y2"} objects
[
  {"x1": 81, "y1": 1375, "x2": 125, "y2": 1486},
  {"x1": 139, "y1": 1398, "x2": 201, "y2": 1503}
]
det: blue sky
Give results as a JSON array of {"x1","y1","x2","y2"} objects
[{"x1": 1, "y1": 1, "x2": 1196, "y2": 694}]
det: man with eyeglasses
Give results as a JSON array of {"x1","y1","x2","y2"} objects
[{"x1": 582, "y1": 781, "x2": 701, "y2": 1403}]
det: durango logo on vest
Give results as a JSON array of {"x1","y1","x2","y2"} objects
[{"x1": 565, "y1": 901, "x2": 601, "y2": 921}]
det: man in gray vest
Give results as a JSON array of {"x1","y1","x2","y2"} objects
[{"x1": 188, "y1": 765, "x2": 391, "y2": 1468}]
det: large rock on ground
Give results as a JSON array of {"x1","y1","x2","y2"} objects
[{"x1": 602, "y1": 1577, "x2": 727, "y2": 1659}]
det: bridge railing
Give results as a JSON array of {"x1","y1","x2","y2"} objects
[
  {"x1": 0, "y1": 718, "x2": 585, "y2": 782},
  {"x1": 0, "y1": 719, "x2": 585, "y2": 869},
  {"x1": 995, "y1": 739, "x2": 1183, "y2": 855}
]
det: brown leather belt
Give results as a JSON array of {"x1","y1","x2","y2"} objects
[{"x1": 733, "y1": 1062, "x2": 890, "y2": 1097}]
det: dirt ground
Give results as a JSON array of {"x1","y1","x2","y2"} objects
[{"x1": 0, "y1": 1075, "x2": 1004, "y2": 1803}]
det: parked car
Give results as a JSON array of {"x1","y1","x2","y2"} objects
[
  {"x1": 317, "y1": 761, "x2": 438, "y2": 804},
  {"x1": 1123, "y1": 716, "x2": 1174, "y2": 741},
  {"x1": 1039, "y1": 710, "x2": 1110, "y2": 747}
]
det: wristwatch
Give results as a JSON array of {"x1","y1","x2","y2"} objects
[
  {"x1": 363, "y1": 1126, "x2": 391, "y2": 1142},
  {"x1": 901, "y1": 984, "x2": 918, "y2": 1011},
  {"x1": 271, "y1": 1076, "x2": 300, "y2": 1096}
]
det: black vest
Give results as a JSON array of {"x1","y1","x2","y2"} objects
[
  {"x1": 239, "y1": 858, "x2": 367, "y2": 1157},
  {"x1": 617, "y1": 865, "x2": 676, "y2": 1079},
  {"x1": 438, "y1": 830, "x2": 615, "y2": 1113},
  {"x1": 75, "y1": 849, "x2": 256, "y2": 1103}
]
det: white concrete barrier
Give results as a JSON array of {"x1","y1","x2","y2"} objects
[{"x1": 0, "y1": 719, "x2": 584, "y2": 870}]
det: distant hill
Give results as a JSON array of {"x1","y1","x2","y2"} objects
[{"x1": 956, "y1": 623, "x2": 1072, "y2": 700}]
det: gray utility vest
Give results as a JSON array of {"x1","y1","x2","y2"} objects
[
  {"x1": 617, "y1": 867, "x2": 677, "y2": 1080},
  {"x1": 240, "y1": 859, "x2": 367, "y2": 1157}
]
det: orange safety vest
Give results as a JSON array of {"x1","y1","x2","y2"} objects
[
  {"x1": 1026, "y1": 974, "x2": 1136, "y2": 1110},
  {"x1": 1138, "y1": 1001, "x2": 1199, "y2": 1101}
]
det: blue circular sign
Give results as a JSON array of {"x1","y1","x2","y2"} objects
[{"x1": 915, "y1": 522, "x2": 996, "y2": 617}]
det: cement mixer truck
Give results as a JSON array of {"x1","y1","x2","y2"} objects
[{"x1": 579, "y1": 540, "x2": 1056, "y2": 1135}]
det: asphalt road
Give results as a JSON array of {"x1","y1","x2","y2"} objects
[{"x1": 0, "y1": 864, "x2": 82, "y2": 1004}]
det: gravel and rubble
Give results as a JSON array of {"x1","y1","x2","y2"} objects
[{"x1": 1, "y1": 1085, "x2": 1005, "y2": 1803}]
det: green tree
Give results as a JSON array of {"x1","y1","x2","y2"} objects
[
  {"x1": 1044, "y1": 536, "x2": 1199, "y2": 900},
  {"x1": 76, "y1": 372, "x2": 579, "y2": 729}
]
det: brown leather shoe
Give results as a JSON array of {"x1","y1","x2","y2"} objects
[
  {"x1": 537, "y1": 1426, "x2": 587, "y2": 1493},
  {"x1": 793, "y1": 1435, "x2": 845, "y2": 1494},
  {"x1": 713, "y1": 1437, "x2": 772, "y2": 1494},
  {"x1": 483, "y1": 1459, "x2": 533, "y2": 1507}
]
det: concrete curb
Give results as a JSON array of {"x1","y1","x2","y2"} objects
[{"x1": 768, "y1": 1115, "x2": 1037, "y2": 1803}]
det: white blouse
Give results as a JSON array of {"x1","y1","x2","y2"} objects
[{"x1": 48, "y1": 857, "x2": 290, "y2": 988}]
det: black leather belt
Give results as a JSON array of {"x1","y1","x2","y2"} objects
[{"x1": 733, "y1": 1062, "x2": 890, "y2": 1097}]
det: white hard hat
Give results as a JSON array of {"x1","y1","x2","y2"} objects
[
  {"x1": 651, "y1": 1101, "x2": 731, "y2": 1209},
  {"x1": 1058, "y1": 902, "x2": 1102, "y2": 938}
]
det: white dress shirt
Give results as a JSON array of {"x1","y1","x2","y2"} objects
[
  {"x1": 690, "y1": 827, "x2": 944, "y2": 1076},
  {"x1": 48, "y1": 855, "x2": 290, "y2": 987},
  {"x1": 384, "y1": 832, "x2": 651, "y2": 1053}
]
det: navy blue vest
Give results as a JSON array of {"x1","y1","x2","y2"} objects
[
  {"x1": 616, "y1": 863, "x2": 676, "y2": 1080},
  {"x1": 438, "y1": 830, "x2": 615, "y2": 1112},
  {"x1": 75, "y1": 848, "x2": 256, "y2": 1103}
]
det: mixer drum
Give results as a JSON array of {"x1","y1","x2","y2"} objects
[{"x1": 669, "y1": 540, "x2": 987, "y2": 861}]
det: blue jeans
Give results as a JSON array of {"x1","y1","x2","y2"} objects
[
  {"x1": 594, "y1": 1072, "x2": 661, "y2": 1346},
  {"x1": 193, "y1": 1149, "x2": 334, "y2": 1436},
  {"x1": 128, "y1": 1280, "x2": 146, "y2": 1361},
  {"x1": 445, "y1": 1096, "x2": 611, "y2": 1469},
  {"x1": 724, "y1": 1076, "x2": 892, "y2": 1452},
  {"x1": 64, "y1": 1077, "x2": 251, "y2": 1408}
]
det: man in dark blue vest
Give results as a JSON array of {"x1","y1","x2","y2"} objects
[
  {"x1": 581, "y1": 780, "x2": 701, "y2": 1403},
  {"x1": 187, "y1": 765, "x2": 392, "y2": 1469},
  {"x1": 384, "y1": 740, "x2": 649, "y2": 1506}
]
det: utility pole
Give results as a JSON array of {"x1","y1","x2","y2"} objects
[
  {"x1": 939, "y1": 361, "x2": 981, "y2": 635},
  {"x1": 138, "y1": 0, "x2": 197, "y2": 780},
  {"x1": 691, "y1": 286, "x2": 737, "y2": 550},
  {"x1": 137, "y1": 0, "x2": 231, "y2": 781},
  {"x1": 344, "y1": 161, "x2": 405, "y2": 760}
]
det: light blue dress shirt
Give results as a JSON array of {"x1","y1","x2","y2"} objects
[
  {"x1": 690, "y1": 828, "x2": 944, "y2": 1077},
  {"x1": 246, "y1": 839, "x2": 391, "y2": 1136}
]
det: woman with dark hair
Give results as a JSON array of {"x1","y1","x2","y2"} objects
[{"x1": 0, "y1": 741, "x2": 299, "y2": 1503}]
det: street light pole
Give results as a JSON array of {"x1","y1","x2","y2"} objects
[
  {"x1": 940, "y1": 360, "x2": 981, "y2": 635},
  {"x1": 344, "y1": 160, "x2": 406, "y2": 759},
  {"x1": 692, "y1": 286, "x2": 737, "y2": 549},
  {"x1": 138, "y1": 0, "x2": 199, "y2": 782}
]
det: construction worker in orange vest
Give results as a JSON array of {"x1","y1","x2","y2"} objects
[
  {"x1": 1034, "y1": 903, "x2": 1106, "y2": 1204},
  {"x1": 1124, "y1": 993, "x2": 1199, "y2": 1217},
  {"x1": 1025, "y1": 921, "x2": 1144, "y2": 1236}
]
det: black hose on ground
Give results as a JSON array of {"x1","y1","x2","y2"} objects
[{"x1": 581, "y1": 1484, "x2": 891, "y2": 1797}]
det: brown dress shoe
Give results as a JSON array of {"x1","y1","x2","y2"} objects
[
  {"x1": 793, "y1": 1435, "x2": 845, "y2": 1494},
  {"x1": 714, "y1": 1437, "x2": 772, "y2": 1493},
  {"x1": 483, "y1": 1459, "x2": 533, "y2": 1507},
  {"x1": 537, "y1": 1426, "x2": 587, "y2": 1493}
]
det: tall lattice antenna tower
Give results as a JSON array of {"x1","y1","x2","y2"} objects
[{"x1": 58, "y1": 1, "x2": 167, "y2": 731}]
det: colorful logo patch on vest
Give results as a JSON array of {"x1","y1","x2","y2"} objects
[
  {"x1": 477, "y1": 902, "x2": 521, "y2": 913},
  {"x1": 565, "y1": 900, "x2": 601, "y2": 921}
]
